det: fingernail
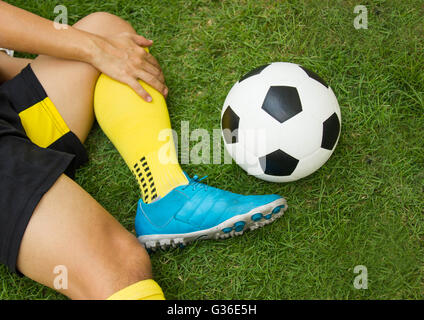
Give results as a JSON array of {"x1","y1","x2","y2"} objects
[
  {"x1": 146, "y1": 96, "x2": 152, "y2": 102},
  {"x1": 164, "y1": 88, "x2": 168, "y2": 96}
]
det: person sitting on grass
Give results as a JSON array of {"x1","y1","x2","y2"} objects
[{"x1": 0, "y1": 1, "x2": 286, "y2": 300}]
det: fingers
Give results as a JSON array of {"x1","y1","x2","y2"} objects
[
  {"x1": 135, "y1": 69, "x2": 168, "y2": 97},
  {"x1": 134, "y1": 49, "x2": 167, "y2": 96},
  {"x1": 144, "y1": 52, "x2": 161, "y2": 70},
  {"x1": 141, "y1": 60, "x2": 165, "y2": 84},
  {"x1": 126, "y1": 77, "x2": 152, "y2": 102},
  {"x1": 130, "y1": 34, "x2": 153, "y2": 47},
  {"x1": 127, "y1": 34, "x2": 169, "y2": 99},
  {"x1": 137, "y1": 47, "x2": 161, "y2": 70}
]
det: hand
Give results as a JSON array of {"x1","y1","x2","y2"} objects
[{"x1": 89, "y1": 32, "x2": 168, "y2": 102}]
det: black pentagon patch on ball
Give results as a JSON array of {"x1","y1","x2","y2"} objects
[
  {"x1": 239, "y1": 64, "x2": 270, "y2": 83},
  {"x1": 261, "y1": 86, "x2": 302, "y2": 123},
  {"x1": 221, "y1": 106, "x2": 240, "y2": 144},
  {"x1": 299, "y1": 66, "x2": 328, "y2": 88},
  {"x1": 259, "y1": 149, "x2": 299, "y2": 176},
  {"x1": 321, "y1": 112, "x2": 341, "y2": 150}
]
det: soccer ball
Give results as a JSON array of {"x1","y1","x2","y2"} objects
[{"x1": 221, "y1": 62, "x2": 341, "y2": 182}]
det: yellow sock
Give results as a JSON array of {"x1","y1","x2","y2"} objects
[
  {"x1": 94, "y1": 56, "x2": 188, "y2": 203},
  {"x1": 107, "y1": 279, "x2": 165, "y2": 300}
]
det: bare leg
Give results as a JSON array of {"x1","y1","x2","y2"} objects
[
  {"x1": 0, "y1": 52, "x2": 32, "y2": 83},
  {"x1": 16, "y1": 12, "x2": 153, "y2": 299},
  {"x1": 17, "y1": 174, "x2": 152, "y2": 299}
]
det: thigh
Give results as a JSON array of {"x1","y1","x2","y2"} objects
[
  {"x1": 30, "y1": 56, "x2": 98, "y2": 144},
  {"x1": 16, "y1": 174, "x2": 151, "y2": 299}
]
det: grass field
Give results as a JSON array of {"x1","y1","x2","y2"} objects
[{"x1": 1, "y1": 0, "x2": 423, "y2": 300}]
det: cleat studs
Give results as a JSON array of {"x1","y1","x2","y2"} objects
[
  {"x1": 264, "y1": 214, "x2": 272, "y2": 220},
  {"x1": 146, "y1": 241, "x2": 156, "y2": 248},
  {"x1": 272, "y1": 206, "x2": 283, "y2": 214},
  {"x1": 251, "y1": 213, "x2": 263, "y2": 221},
  {"x1": 234, "y1": 221, "x2": 246, "y2": 232},
  {"x1": 222, "y1": 227, "x2": 233, "y2": 233}
]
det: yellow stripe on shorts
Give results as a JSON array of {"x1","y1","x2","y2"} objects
[{"x1": 18, "y1": 97, "x2": 70, "y2": 148}]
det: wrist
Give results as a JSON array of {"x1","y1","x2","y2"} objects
[
  {"x1": 81, "y1": 32, "x2": 103, "y2": 65},
  {"x1": 74, "y1": 28, "x2": 109, "y2": 67}
]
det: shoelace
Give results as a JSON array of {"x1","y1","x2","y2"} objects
[{"x1": 182, "y1": 175, "x2": 208, "y2": 191}]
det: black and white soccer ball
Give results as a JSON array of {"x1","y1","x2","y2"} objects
[{"x1": 221, "y1": 62, "x2": 341, "y2": 182}]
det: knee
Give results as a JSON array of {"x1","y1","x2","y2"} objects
[
  {"x1": 112, "y1": 235, "x2": 153, "y2": 286},
  {"x1": 76, "y1": 235, "x2": 153, "y2": 300},
  {"x1": 73, "y1": 11, "x2": 136, "y2": 37}
]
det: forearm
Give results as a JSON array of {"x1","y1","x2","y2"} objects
[
  {"x1": 0, "y1": 1, "x2": 99, "y2": 63},
  {"x1": 0, "y1": 2, "x2": 166, "y2": 100}
]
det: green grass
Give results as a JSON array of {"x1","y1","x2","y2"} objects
[{"x1": 1, "y1": 0, "x2": 423, "y2": 299}]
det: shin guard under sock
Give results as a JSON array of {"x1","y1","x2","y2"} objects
[{"x1": 94, "y1": 72, "x2": 188, "y2": 203}]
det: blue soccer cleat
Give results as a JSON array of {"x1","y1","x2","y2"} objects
[{"x1": 135, "y1": 173, "x2": 287, "y2": 250}]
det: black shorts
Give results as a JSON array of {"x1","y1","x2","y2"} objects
[{"x1": 0, "y1": 65, "x2": 88, "y2": 273}]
